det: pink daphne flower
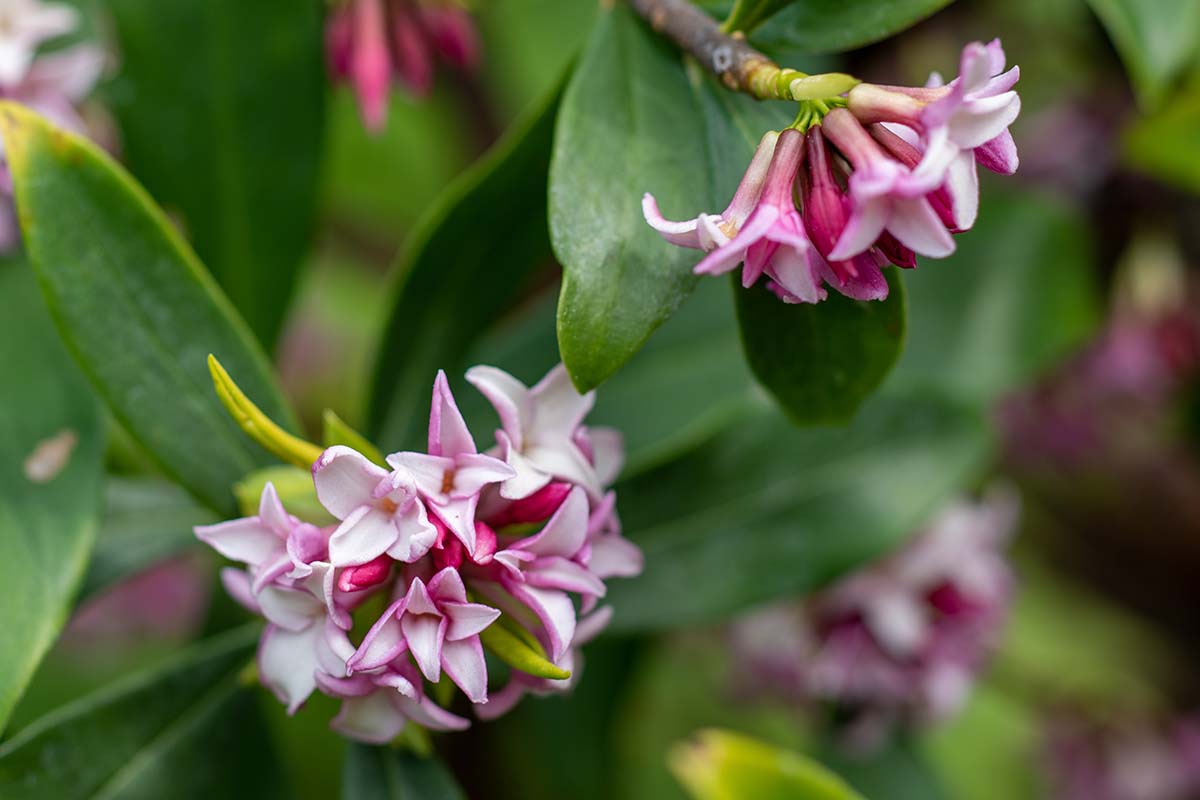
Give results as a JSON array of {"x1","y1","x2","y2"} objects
[
  {"x1": 348, "y1": 567, "x2": 500, "y2": 702},
  {"x1": 386, "y1": 371, "x2": 515, "y2": 555},
  {"x1": 466, "y1": 363, "x2": 622, "y2": 500}
]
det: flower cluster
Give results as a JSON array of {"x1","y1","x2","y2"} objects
[
  {"x1": 0, "y1": 0, "x2": 104, "y2": 250},
  {"x1": 326, "y1": 0, "x2": 479, "y2": 133},
  {"x1": 195, "y1": 364, "x2": 642, "y2": 742},
  {"x1": 644, "y1": 40, "x2": 1020, "y2": 303},
  {"x1": 731, "y1": 488, "x2": 1018, "y2": 750}
]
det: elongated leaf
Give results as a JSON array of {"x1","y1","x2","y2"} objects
[
  {"x1": 748, "y1": 0, "x2": 955, "y2": 54},
  {"x1": 0, "y1": 102, "x2": 296, "y2": 515},
  {"x1": 673, "y1": 730, "x2": 863, "y2": 800},
  {"x1": 605, "y1": 390, "x2": 988, "y2": 632},
  {"x1": 480, "y1": 622, "x2": 571, "y2": 681},
  {"x1": 107, "y1": 0, "x2": 325, "y2": 346},
  {"x1": 735, "y1": 273, "x2": 906, "y2": 425},
  {"x1": 1084, "y1": 0, "x2": 1200, "y2": 108},
  {"x1": 342, "y1": 744, "x2": 465, "y2": 800},
  {"x1": 550, "y1": 4, "x2": 711, "y2": 391},
  {"x1": 80, "y1": 477, "x2": 218, "y2": 603},
  {"x1": 368, "y1": 83, "x2": 562, "y2": 449},
  {"x1": 891, "y1": 189, "x2": 1097, "y2": 404},
  {"x1": 0, "y1": 263, "x2": 103, "y2": 732},
  {"x1": 0, "y1": 626, "x2": 286, "y2": 799},
  {"x1": 817, "y1": 738, "x2": 949, "y2": 800}
]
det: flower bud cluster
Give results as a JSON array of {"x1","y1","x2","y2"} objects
[
  {"x1": 196, "y1": 364, "x2": 642, "y2": 742},
  {"x1": 731, "y1": 489, "x2": 1018, "y2": 750},
  {"x1": 645, "y1": 40, "x2": 1020, "y2": 303},
  {"x1": 326, "y1": 0, "x2": 479, "y2": 132}
]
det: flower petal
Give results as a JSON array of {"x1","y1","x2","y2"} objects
[
  {"x1": 331, "y1": 691, "x2": 407, "y2": 744},
  {"x1": 829, "y1": 195, "x2": 889, "y2": 261},
  {"x1": 528, "y1": 364, "x2": 594, "y2": 441},
  {"x1": 401, "y1": 613, "x2": 447, "y2": 683},
  {"x1": 312, "y1": 446, "x2": 389, "y2": 519},
  {"x1": 526, "y1": 556, "x2": 606, "y2": 596},
  {"x1": 451, "y1": 453, "x2": 516, "y2": 498},
  {"x1": 516, "y1": 486, "x2": 589, "y2": 558},
  {"x1": 465, "y1": 365, "x2": 531, "y2": 447},
  {"x1": 429, "y1": 370, "x2": 477, "y2": 457},
  {"x1": 257, "y1": 585, "x2": 323, "y2": 632},
  {"x1": 440, "y1": 637, "x2": 489, "y2": 703},
  {"x1": 327, "y1": 506, "x2": 398, "y2": 567},
  {"x1": 888, "y1": 197, "x2": 956, "y2": 258},
  {"x1": 642, "y1": 193, "x2": 705, "y2": 249},
  {"x1": 258, "y1": 624, "x2": 322, "y2": 714},
  {"x1": 443, "y1": 602, "x2": 501, "y2": 641},
  {"x1": 348, "y1": 599, "x2": 408, "y2": 672},
  {"x1": 384, "y1": 498, "x2": 437, "y2": 563}
]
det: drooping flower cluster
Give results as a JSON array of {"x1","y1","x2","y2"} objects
[
  {"x1": 0, "y1": 0, "x2": 105, "y2": 249},
  {"x1": 195, "y1": 364, "x2": 642, "y2": 742},
  {"x1": 730, "y1": 488, "x2": 1018, "y2": 750},
  {"x1": 326, "y1": 0, "x2": 479, "y2": 133},
  {"x1": 644, "y1": 39, "x2": 1020, "y2": 303}
]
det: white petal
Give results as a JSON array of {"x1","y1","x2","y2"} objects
[
  {"x1": 642, "y1": 193, "x2": 705, "y2": 249},
  {"x1": 312, "y1": 446, "x2": 389, "y2": 519},
  {"x1": 829, "y1": 196, "x2": 888, "y2": 261},
  {"x1": 327, "y1": 506, "x2": 398, "y2": 567},
  {"x1": 331, "y1": 691, "x2": 407, "y2": 744},
  {"x1": 257, "y1": 585, "x2": 323, "y2": 632},
  {"x1": 428, "y1": 370, "x2": 477, "y2": 457},
  {"x1": 517, "y1": 486, "x2": 589, "y2": 559},
  {"x1": 888, "y1": 197, "x2": 956, "y2": 258},
  {"x1": 401, "y1": 613, "x2": 446, "y2": 683},
  {"x1": 465, "y1": 365, "x2": 531, "y2": 448},
  {"x1": 195, "y1": 517, "x2": 282, "y2": 569},
  {"x1": 258, "y1": 624, "x2": 322, "y2": 714},
  {"x1": 441, "y1": 638, "x2": 489, "y2": 703}
]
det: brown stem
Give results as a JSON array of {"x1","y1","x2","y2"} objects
[{"x1": 628, "y1": 0, "x2": 778, "y2": 94}]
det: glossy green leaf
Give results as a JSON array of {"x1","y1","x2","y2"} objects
[
  {"x1": 550, "y1": 4, "x2": 711, "y2": 391},
  {"x1": 0, "y1": 102, "x2": 297, "y2": 515},
  {"x1": 79, "y1": 477, "x2": 218, "y2": 602},
  {"x1": 368, "y1": 83, "x2": 562, "y2": 449},
  {"x1": 735, "y1": 272, "x2": 906, "y2": 425},
  {"x1": 342, "y1": 744, "x2": 466, "y2": 800},
  {"x1": 891, "y1": 189, "x2": 1097, "y2": 404},
  {"x1": 739, "y1": 0, "x2": 955, "y2": 54},
  {"x1": 1084, "y1": 0, "x2": 1200, "y2": 108},
  {"x1": 1124, "y1": 78, "x2": 1200, "y2": 193},
  {"x1": 0, "y1": 626, "x2": 287, "y2": 799},
  {"x1": 0, "y1": 264, "x2": 103, "y2": 732},
  {"x1": 106, "y1": 0, "x2": 325, "y2": 346},
  {"x1": 605, "y1": 390, "x2": 988, "y2": 632},
  {"x1": 672, "y1": 730, "x2": 863, "y2": 800}
]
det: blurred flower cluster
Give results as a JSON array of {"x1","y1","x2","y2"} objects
[
  {"x1": 195, "y1": 364, "x2": 642, "y2": 742},
  {"x1": 0, "y1": 0, "x2": 104, "y2": 249},
  {"x1": 730, "y1": 488, "x2": 1018, "y2": 750},
  {"x1": 326, "y1": 0, "x2": 479, "y2": 132},
  {"x1": 644, "y1": 40, "x2": 1020, "y2": 304}
]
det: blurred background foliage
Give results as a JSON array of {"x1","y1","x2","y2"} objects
[{"x1": 3, "y1": 0, "x2": 1200, "y2": 797}]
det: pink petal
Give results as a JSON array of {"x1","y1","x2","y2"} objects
[
  {"x1": 576, "y1": 606, "x2": 614, "y2": 645},
  {"x1": 587, "y1": 534, "x2": 644, "y2": 579},
  {"x1": 387, "y1": 451, "x2": 454, "y2": 500},
  {"x1": 195, "y1": 517, "x2": 282, "y2": 569},
  {"x1": 257, "y1": 586, "x2": 323, "y2": 632},
  {"x1": 327, "y1": 506, "x2": 398, "y2": 567},
  {"x1": 516, "y1": 486, "x2": 589, "y2": 558},
  {"x1": 428, "y1": 370, "x2": 477, "y2": 457},
  {"x1": 429, "y1": 497, "x2": 479, "y2": 554},
  {"x1": 944, "y1": 150, "x2": 980, "y2": 231},
  {"x1": 441, "y1": 637, "x2": 489, "y2": 703},
  {"x1": 694, "y1": 206, "x2": 779, "y2": 276},
  {"x1": 443, "y1": 602, "x2": 501, "y2": 641},
  {"x1": 348, "y1": 599, "x2": 408, "y2": 672},
  {"x1": 397, "y1": 696, "x2": 471, "y2": 732},
  {"x1": 385, "y1": 498, "x2": 437, "y2": 563},
  {"x1": 506, "y1": 582, "x2": 576, "y2": 662},
  {"x1": 528, "y1": 364, "x2": 595, "y2": 439},
  {"x1": 948, "y1": 93, "x2": 1021, "y2": 149},
  {"x1": 975, "y1": 129, "x2": 1019, "y2": 175},
  {"x1": 465, "y1": 365, "x2": 531, "y2": 447},
  {"x1": 451, "y1": 452, "x2": 516, "y2": 498},
  {"x1": 526, "y1": 556, "x2": 606, "y2": 596},
  {"x1": 426, "y1": 566, "x2": 468, "y2": 603},
  {"x1": 642, "y1": 193, "x2": 705, "y2": 249},
  {"x1": 331, "y1": 691, "x2": 407, "y2": 743},
  {"x1": 829, "y1": 196, "x2": 889, "y2": 261},
  {"x1": 587, "y1": 427, "x2": 624, "y2": 487},
  {"x1": 402, "y1": 613, "x2": 447, "y2": 682},
  {"x1": 888, "y1": 197, "x2": 956, "y2": 258},
  {"x1": 496, "y1": 432, "x2": 553, "y2": 500},
  {"x1": 219, "y1": 568, "x2": 259, "y2": 614},
  {"x1": 525, "y1": 442, "x2": 599, "y2": 498},
  {"x1": 258, "y1": 624, "x2": 322, "y2": 714},
  {"x1": 312, "y1": 446, "x2": 389, "y2": 519}
]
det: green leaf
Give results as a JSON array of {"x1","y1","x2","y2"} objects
[
  {"x1": 672, "y1": 729, "x2": 864, "y2": 800},
  {"x1": 80, "y1": 477, "x2": 218, "y2": 603},
  {"x1": 745, "y1": 0, "x2": 955, "y2": 54},
  {"x1": 0, "y1": 102, "x2": 297, "y2": 516},
  {"x1": 817, "y1": 738, "x2": 949, "y2": 800},
  {"x1": 1084, "y1": 0, "x2": 1200, "y2": 109},
  {"x1": 0, "y1": 263, "x2": 104, "y2": 732},
  {"x1": 891, "y1": 188, "x2": 1097, "y2": 404},
  {"x1": 106, "y1": 0, "x2": 326, "y2": 346},
  {"x1": 550, "y1": 4, "x2": 712, "y2": 391},
  {"x1": 605, "y1": 390, "x2": 988, "y2": 632},
  {"x1": 479, "y1": 622, "x2": 571, "y2": 681},
  {"x1": 1124, "y1": 77, "x2": 1200, "y2": 193},
  {"x1": 735, "y1": 272, "x2": 906, "y2": 425},
  {"x1": 367, "y1": 82, "x2": 562, "y2": 449},
  {"x1": 0, "y1": 626, "x2": 288, "y2": 799},
  {"x1": 342, "y1": 744, "x2": 465, "y2": 800}
]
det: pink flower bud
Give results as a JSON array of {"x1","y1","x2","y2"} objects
[
  {"x1": 350, "y1": 0, "x2": 392, "y2": 131},
  {"x1": 486, "y1": 481, "x2": 573, "y2": 528},
  {"x1": 337, "y1": 553, "x2": 393, "y2": 592},
  {"x1": 389, "y1": 0, "x2": 434, "y2": 96},
  {"x1": 417, "y1": 3, "x2": 480, "y2": 70}
]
